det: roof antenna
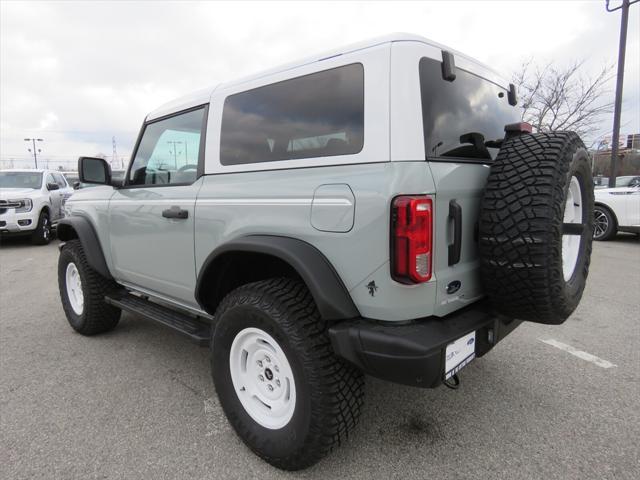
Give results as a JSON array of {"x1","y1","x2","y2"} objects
[{"x1": 441, "y1": 50, "x2": 456, "y2": 82}]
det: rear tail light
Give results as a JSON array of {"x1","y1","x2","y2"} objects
[{"x1": 391, "y1": 196, "x2": 433, "y2": 284}]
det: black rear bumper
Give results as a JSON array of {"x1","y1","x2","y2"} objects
[{"x1": 328, "y1": 301, "x2": 521, "y2": 388}]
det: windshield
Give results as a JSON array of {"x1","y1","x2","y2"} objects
[
  {"x1": 0, "y1": 172, "x2": 43, "y2": 189},
  {"x1": 419, "y1": 57, "x2": 519, "y2": 161}
]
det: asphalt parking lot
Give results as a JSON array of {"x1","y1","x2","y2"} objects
[{"x1": 1, "y1": 235, "x2": 639, "y2": 480}]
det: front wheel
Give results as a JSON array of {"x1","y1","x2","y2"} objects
[
  {"x1": 211, "y1": 278, "x2": 364, "y2": 471},
  {"x1": 31, "y1": 210, "x2": 51, "y2": 245},
  {"x1": 58, "y1": 239, "x2": 121, "y2": 335}
]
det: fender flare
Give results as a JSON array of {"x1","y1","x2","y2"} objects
[
  {"x1": 196, "y1": 235, "x2": 359, "y2": 321},
  {"x1": 57, "y1": 217, "x2": 112, "y2": 279}
]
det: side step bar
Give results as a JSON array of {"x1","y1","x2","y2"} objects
[{"x1": 105, "y1": 292, "x2": 212, "y2": 346}]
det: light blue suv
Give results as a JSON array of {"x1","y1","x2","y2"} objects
[{"x1": 56, "y1": 34, "x2": 594, "y2": 470}]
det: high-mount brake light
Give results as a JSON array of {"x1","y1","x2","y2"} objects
[
  {"x1": 504, "y1": 122, "x2": 533, "y2": 134},
  {"x1": 391, "y1": 196, "x2": 433, "y2": 284}
]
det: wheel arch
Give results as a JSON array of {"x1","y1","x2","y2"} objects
[
  {"x1": 195, "y1": 235, "x2": 359, "y2": 321},
  {"x1": 57, "y1": 217, "x2": 112, "y2": 279}
]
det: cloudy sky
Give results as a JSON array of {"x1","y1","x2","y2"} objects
[{"x1": 1, "y1": 0, "x2": 638, "y2": 170}]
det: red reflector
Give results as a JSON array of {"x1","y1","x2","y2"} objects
[{"x1": 391, "y1": 196, "x2": 433, "y2": 284}]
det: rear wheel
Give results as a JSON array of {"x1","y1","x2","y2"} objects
[
  {"x1": 31, "y1": 210, "x2": 51, "y2": 245},
  {"x1": 211, "y1": 278, "x2": 364, "y2": 470},
  {"x1": 593, "y1": 205, "x2": 617, "y2": 241}
]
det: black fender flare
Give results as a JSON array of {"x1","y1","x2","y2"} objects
[
  {"x1": 196, "y1": 235, "x2": 359, "y2": 321},
  {"x1": 57, "y1": 217, "x2": 112, "y2": 279}
]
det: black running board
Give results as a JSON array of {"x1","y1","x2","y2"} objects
[{"x1": 105, "y1": 292, "x2": 211, "y2": 346}]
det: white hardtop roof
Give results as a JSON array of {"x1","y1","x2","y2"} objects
[{"x1": 147, "y1": 33, "x2": 506, "y2": 120}]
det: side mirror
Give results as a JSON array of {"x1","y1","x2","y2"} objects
[
  {"x1": 78, "y1": 156, "x2": 112, "y2": 185},
  {"x1": 47, "y1": 182, "x2": 60, "y2": 191},
  {"x1": 73, "y1": 181, "x2": 81, "y2": 189}
]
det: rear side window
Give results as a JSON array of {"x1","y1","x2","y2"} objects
[
  {"x1": 419, "y1": 57, "x2": 519, "y2": 161},
  {"x1": 220, "y1": 63, "x2": 364, "y2": 166}
]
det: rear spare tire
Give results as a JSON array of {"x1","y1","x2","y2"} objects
[{"x1": 479, "y1": 131, "x2": 594, "y2": 325}]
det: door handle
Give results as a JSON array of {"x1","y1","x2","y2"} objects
[
  {"x1": 448, "y1": 200, "x2": 462, "y2": 266},
  {"x1": 162, "y1": 206, "x2": 189, "y2": 219}
]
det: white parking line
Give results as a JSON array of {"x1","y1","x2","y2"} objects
[{"x1": 539, "y1": 339, "x2": 617, "y2": 369}]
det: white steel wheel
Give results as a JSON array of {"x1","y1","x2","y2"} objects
[
  {"x1": 229, "y1": 327, "x2": 296, "y2": 430},
  {"x1": 562, "y1": 175, "x2": 583, "y2": 281},
  {"x1": 65, "y1": 262, "x2": 84, "y2": 315}
]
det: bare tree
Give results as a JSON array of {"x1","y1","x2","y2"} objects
[{"x1": 513, "y1": 60, "x2": 615, "y2": 139}]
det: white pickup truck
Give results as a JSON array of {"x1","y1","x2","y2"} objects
[{"x1": 0, "y1": 169, "x2": 74, "y2": 244}]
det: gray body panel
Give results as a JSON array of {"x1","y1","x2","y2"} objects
[{"x1": 109, "y1": 179, "x2": 203, "y2": 304}]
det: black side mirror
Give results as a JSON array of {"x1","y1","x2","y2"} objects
[
  {"x1": 78, "y1": 156, "x2": 112, "y2": 185},
  {"x1": 47, "y1": 182, "x2": 60, "y2": 191},
  {"x1": 73, "y1": 181, "x2": 81, "y2": 189}
]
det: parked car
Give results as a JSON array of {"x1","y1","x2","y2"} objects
[
  {"x1": 55, "y1": 34, "x2": 594, "y2": 470},
  {"x1": 594, "y1": 175, "x2": 640, "y2": 189},
  {"x1": 593, "y1": 182, "x2": 640, "y2": 240},
  {"x1": 1, "y1": 169, "x2": 73, "y2": 244}
]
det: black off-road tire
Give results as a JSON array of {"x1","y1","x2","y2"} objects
[
  {"x1": 58, "y1": 239, "x2": 121, "y2": 335},
  {"x1": 593, "y1": 205, "x2": 617, "y2": 241},
  {"x1": 479, "y1": 132, "x2": 594, "y2": 324},
  {"x1": 211, "y1": 278, "x2": 364, "y2": 471},
  {"x1": 31, "y1": 210, "x2": 51, "y2": 245}
]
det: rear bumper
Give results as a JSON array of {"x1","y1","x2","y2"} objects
[{"x1": 329, "y1": 301, "x2": 521, "y2": 388}]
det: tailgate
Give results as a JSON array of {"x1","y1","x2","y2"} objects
[{"x1": 428, "y1": 161, "x2": 489, "y2": 317}]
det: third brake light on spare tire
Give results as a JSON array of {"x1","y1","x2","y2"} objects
[{"x1": 391, "y1": 196, "x2": 433, "y2": 284}]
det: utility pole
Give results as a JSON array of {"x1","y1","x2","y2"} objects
[
  {"x1": 167, "y1": 141, "x2": 183, "y2": 169},
  {"x1": 112, "y1": 136, "x2": 118, "y2": 171},
  {"x1": 24, "y1": 138, "x2": 43, "y2": 169},
  {"x1": 606, "y1": 0, "x2": 638, "y2": 187}
]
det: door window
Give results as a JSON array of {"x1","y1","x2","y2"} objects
[
  {"x1": 128, "y1": 106, "x2": 207, "y2": 186},
  {"x1": 52, "y1": 173, "x2": 67, "y2": 188}
]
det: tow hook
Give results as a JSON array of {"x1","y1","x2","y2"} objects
[{"x1": 443, "y1": 374, "x2": 460, "y2": 390}]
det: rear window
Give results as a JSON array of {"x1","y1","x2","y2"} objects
[
  {"x1": 419, "y1": 57, "x2": 519, "y2": 161},
  {"x1": 220, "y1": 63, "x2": 364, "y2": 166}
]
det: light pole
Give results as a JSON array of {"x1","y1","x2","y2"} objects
[
  {"x1": 606, "y1": 0, "x2": 638, "y2": 187},
  {"x1": 24, "y1": 138, "x2": 44, "y2": 169},
  {"x1": 167, "y1": 141, "x2": 185, "y2": 169}
]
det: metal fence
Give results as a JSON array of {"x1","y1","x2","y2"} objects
[{"x1": 0, "y1": 157, "x2": 127, "y2": 171}]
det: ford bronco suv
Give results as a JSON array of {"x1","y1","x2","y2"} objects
[{"x1": 56, "y1": 34, "x2": 594, "y2": 470}]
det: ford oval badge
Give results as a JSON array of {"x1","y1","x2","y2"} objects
[{"x1": 446, "y1": 280, "x2": 461, "y2": 294}]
